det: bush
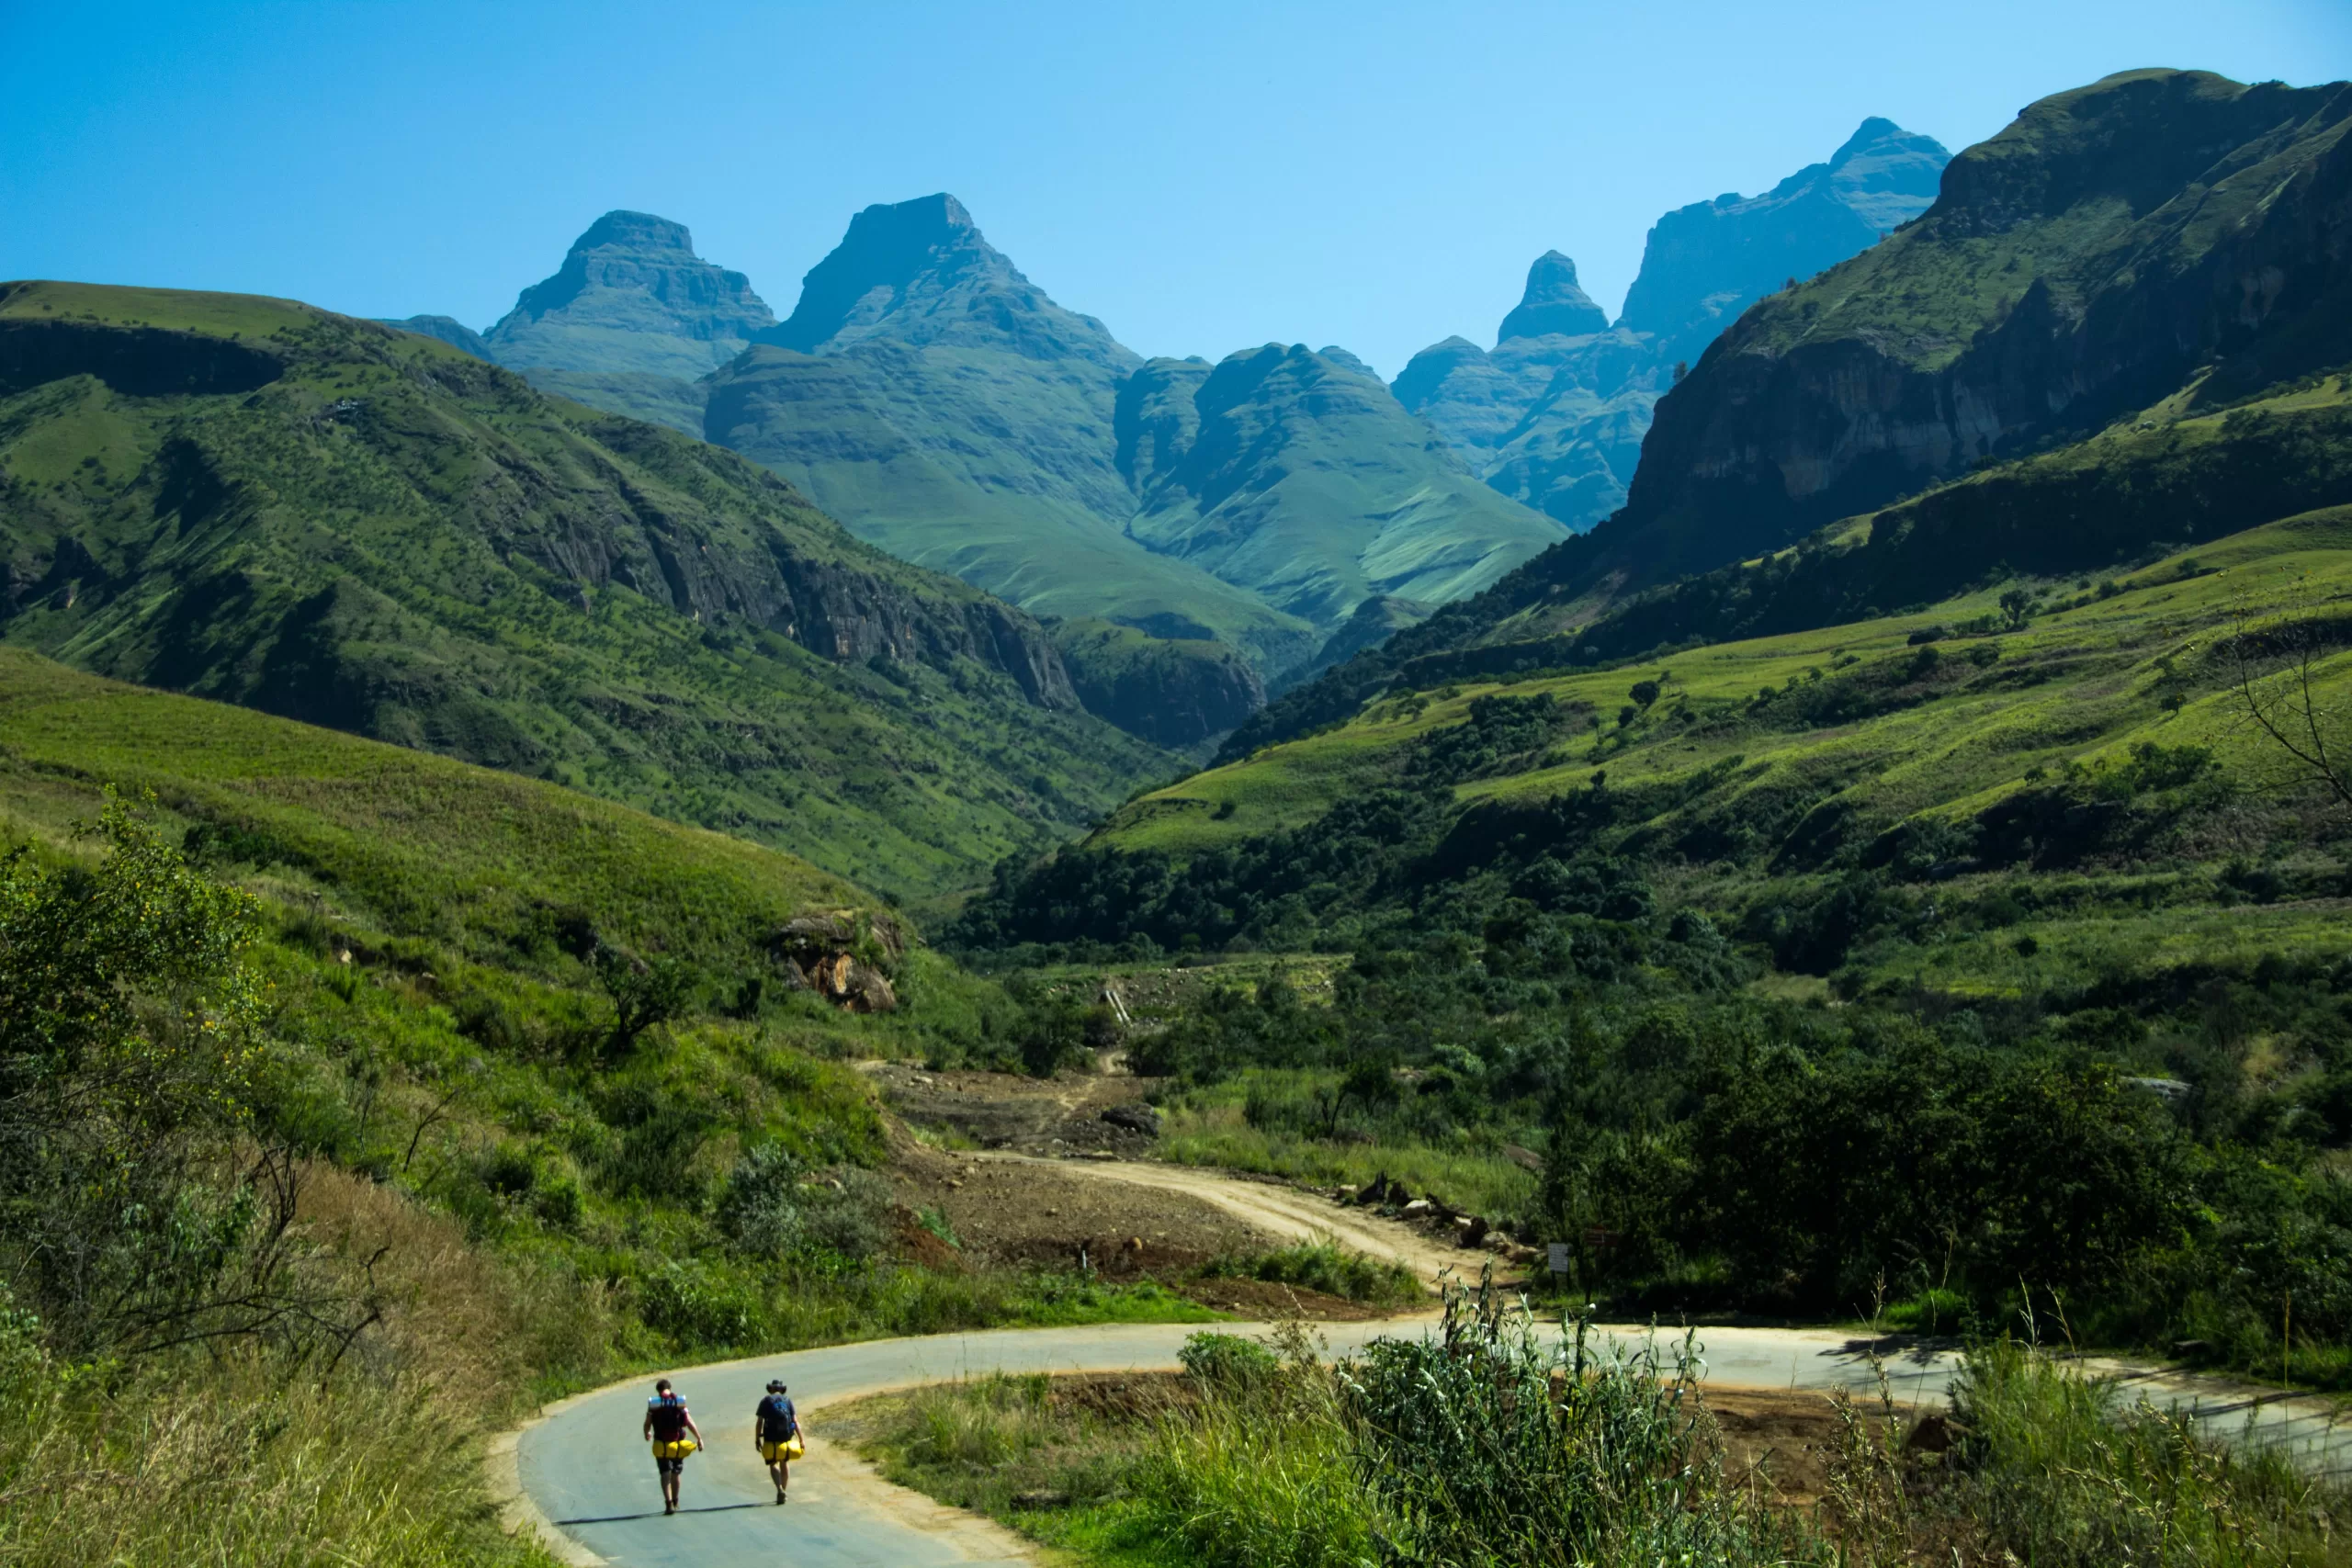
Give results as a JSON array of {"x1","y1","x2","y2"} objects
[
  {"x1": 1350, "y1": 1290, "x2": 1814, "y2": 1566},
  {"x1": 637, "y1": 1258, "x2": 761, "y2": 1348},
  {"x1": 1202, "y1": 1241, "x2": 1420, "y2": 1305},
  {"x1": 1177, "y1": 1330, "x2": 1279, "y2": 1391},
  {"x1": 717, "y1": 1145, "x2": 891, "y2": 1267}
]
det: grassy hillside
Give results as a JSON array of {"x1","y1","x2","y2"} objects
[
  {"x1": 968, "y1": 508, "x2": 2352, "y2": 995},
  {"x1": 0, "y1": 649, "x2": 1198, "y2": 1565},
  {"x1": 956, "y1": 509, "x2": 2352, "y2": 1370},
  {"x1": 703, "y1": 343, "x2": 1322, "y2": 675},
  {"x1": 0, "y1": 279, "x2": 1172, "y2": 898},
  {"x1": 1118, "y1": 345, "x2": 1565, "y2": 632}
]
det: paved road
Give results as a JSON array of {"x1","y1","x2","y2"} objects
[{"x1": 508, "y1": 1317, "x2": 1965, "y2": 1567}]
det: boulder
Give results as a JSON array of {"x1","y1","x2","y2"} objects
[{"x1": 1101, "y1": 1103, "x2": 1162, "y2": 1136}]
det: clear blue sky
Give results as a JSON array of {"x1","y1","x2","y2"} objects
[{"x1": 5, "y1": 0, "x2": 2347, "y2": 378}]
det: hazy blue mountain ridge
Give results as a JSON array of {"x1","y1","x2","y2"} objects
[{"x1": 1394, "y1": 118, "x2": 1952, "y2": 534}]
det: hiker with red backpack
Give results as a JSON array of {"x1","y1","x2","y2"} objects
[{"x1": 640, "y1": 1378, "x2": 704, "y2": 1515}]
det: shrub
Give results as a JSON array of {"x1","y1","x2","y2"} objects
[{"x1": 1178, "y1": 1330, "x2": 1279, "y2": 1391}]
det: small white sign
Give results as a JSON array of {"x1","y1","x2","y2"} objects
[{"x1": 1547, "y1": 1243, "x2": 1571, "y2": 1274}]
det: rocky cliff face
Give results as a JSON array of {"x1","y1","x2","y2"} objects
[
  {"x1": 484, "y1": 210, "x2": 776, "y2": 379},
  {"x1": 1607, "y1": 69, "x2": 2352, "y2": 585},
  {"x1": 1049, "y1": 617, "x2": 1264, "y2": 748},
  {"x1": 1396, "y1": 119, "x2": 1950, "y2": 536}
]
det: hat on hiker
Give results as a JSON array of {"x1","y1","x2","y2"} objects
[{"x1": 766, "y1": 1380, "x2": 785, "y2": 1392}]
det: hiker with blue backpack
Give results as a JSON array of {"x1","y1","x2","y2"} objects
[{"x1": 755, "y1": 1380, "x2": 803, "y2": 1504}]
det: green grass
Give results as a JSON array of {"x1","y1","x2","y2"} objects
[
  {"x1": 1088, "y1": 513, "x2": 2352, "y2": 994},
  {"x1": 1159, "y1": 1072, "x2": 1539, "y2": 1221},
  {"x1": 1944, "y1": 1341, "x2": 2352, "y2": 1566},
  {"x1": 1199, "y1": 1239, "x2": 1421, "y2": 1305}
]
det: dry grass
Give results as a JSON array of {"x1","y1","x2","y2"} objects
[{"x1": 0, "y1": 1165, "x2": 604, "y2": 1568}]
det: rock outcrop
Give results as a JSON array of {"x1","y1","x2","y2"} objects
[{"x1": 774, "y1": 911, "x2": 901, "y2": 1012}]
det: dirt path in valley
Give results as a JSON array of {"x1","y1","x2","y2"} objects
[{"x1": 964, "y1": 1151, "x2": 1484, "y2": 1286}]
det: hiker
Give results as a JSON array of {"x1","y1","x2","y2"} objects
[
  {"x1": 754, "y1": 1379, "x2": 803, "y2": 1504},
  {"x1": 641, "y1": 1377, "x2": 703, "y2": 1516}
]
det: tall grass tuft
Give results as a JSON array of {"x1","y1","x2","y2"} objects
[
  {"x1": 1347, "y1": 1281, "x2": 1821, "y2": 1567},
  {"x1": 0, "y1": 1352, "x2": 559, "y2": 1568},
  {"x1": 1951, "y1": 1340, "x2": 2352, "y2": 1567},
  {"x1": 1132, "y1": 1326, "x2": 1383, "y2": 1568}
]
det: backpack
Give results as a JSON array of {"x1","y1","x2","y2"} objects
[{"x1": 649, "y1": 1393, "x2": 687, "y2": 1441}]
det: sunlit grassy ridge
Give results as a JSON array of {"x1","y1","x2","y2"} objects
[
  {"x1": 1080, "y1": 509, "x2": 2352, "y2": 990},
  {"x1": 0, "y1": 646, "x2": 861, "y2": 964}
]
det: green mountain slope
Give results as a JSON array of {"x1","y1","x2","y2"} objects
[
  {"x1": 960, "y1": 505, "x2": 2352, "y2": 997},
  {"x1": 1047, "y1": 615, "x2": 1264, "y2": 752},
  {"x1": 1238, "y1": 70, "x2": 2352, "y2": 760},
  {"x1": 1396, "y1": 120, "x2": 1950, "y2": 533},
  {"x1": 1117, "y1": 344, "x2": 1565, "y2": 629},
  {"x1": 0, "y1": 643, "x2": 869, "y2": 961},
  {"x1": 458, "y1": 197, "x2": 1562, "y2": 701},
  {"x1": 0, "y1": 279, "x2": 1171, "y2": 897}
]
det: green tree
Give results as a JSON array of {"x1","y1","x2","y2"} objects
[
  {"x1": 594, "y1": 948, "x2": 693, "y2": 1056},
  {"x1": 0, "y1": 793, "x2": 280, "y2": 1356}
]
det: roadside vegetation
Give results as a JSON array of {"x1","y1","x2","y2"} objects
[{"x1": 848, "y1": 1289, "x2": 2352, "y2": 1567}]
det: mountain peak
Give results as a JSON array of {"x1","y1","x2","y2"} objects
[
  {"x1": 1833, "y1": 117, "x2": 1903, "y2": 160},
  {"x1": 1617, "y1": 118, "x2": 1949, "y2": 353},
  {"x1": 765, "y1": 192, "x2": 1010, "y2": 353},
  {"x1": 1826, "y1": 118, "x2": 1954, "y2": 231},
  {"x1": 764, "y1": 193, "x2": 1132, "y2": 369},
  {"x1": 483, "y1": 209, "x2": 775, "y2": 378},
  {"x1": 1498, "y1": 250, "x2": 1608, "y2": 343},
  {"x1": 571, "y1": 209, "x2": 699, "y2": 255}
]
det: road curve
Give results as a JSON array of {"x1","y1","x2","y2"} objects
[
  {"x1": 503, "y1": 1153, "x2": 2352, "y2": 1565},
  {"x1": 506, "y1": 1317, "x2": 1964, "y2": 1568}
]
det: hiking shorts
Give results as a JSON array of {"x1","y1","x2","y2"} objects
[{"x1": 655, "y1": 1453, "x2": 683, "y2": 1477}]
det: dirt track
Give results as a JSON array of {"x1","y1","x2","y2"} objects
[{"x1": 967, "y1": 1151, "x2": 1490, "y2": 1286}]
